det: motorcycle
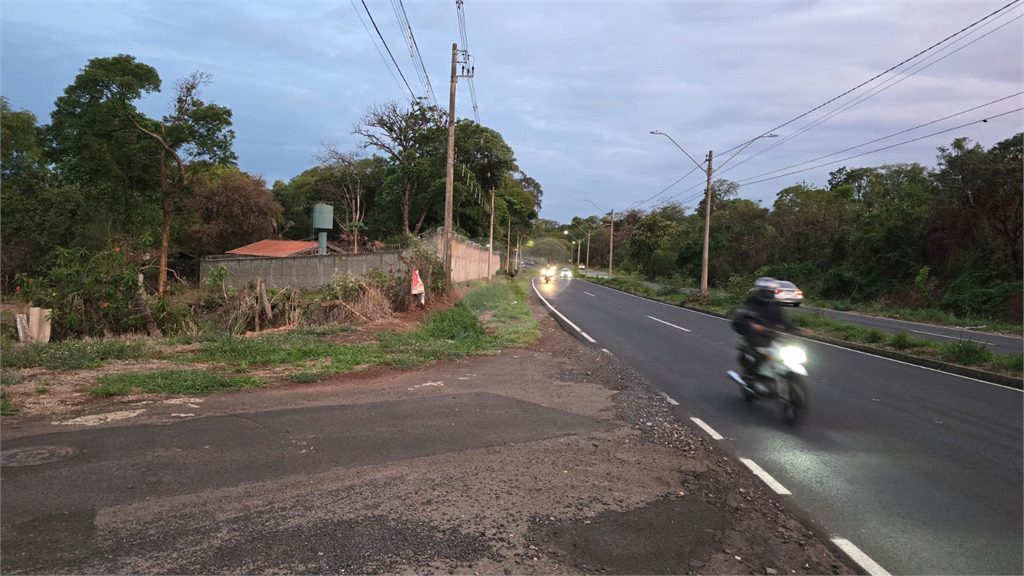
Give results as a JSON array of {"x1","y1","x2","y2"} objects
[
  {"x1": 541, "y1": 266, "x2": 555, "y2": 284},
  {"x1": 727, "y1": 329, "x2": 809, "y2": 425}
]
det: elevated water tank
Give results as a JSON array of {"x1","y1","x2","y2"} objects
[{"x1": 312, "y1": 202, "x2": 333, "y2": 255}]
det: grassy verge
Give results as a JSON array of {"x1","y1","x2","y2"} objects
[
  {"x1": 87, "y1": 369, "x2": 266, "y2": 397},
  {"x1": 806, "y1": 298, "x2": 1022, "y2": 335},
  {"x1": 4, "y1": 280, "x2": 544, "y2": 402},
  {"x1": 586, "y1": 275, "x2": 1022, "y2": 379},
  {"x1": 0, "y1": 339, "x2": 152, "y2": 370}
]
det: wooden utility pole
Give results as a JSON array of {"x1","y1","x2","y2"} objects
[
  {"x1": 487, "y1": 188, "x2": 495, "y2": 281},
  {"x1": 700, "y1": 150, "x2": 713, "y2": 296},
  {"x1": 609, "y1": 209, "x2": 615, "y2": 278},
  {"x1": 443, "y1": 43, "x2": 458, "y2": 293}
]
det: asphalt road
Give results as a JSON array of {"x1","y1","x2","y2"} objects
[
  {"x1": 576, "y1": 271, "x2": 1022, "y2": 355},
  {"x1": 534, "y1": 276, "x2": 1023, "y2": 576}
]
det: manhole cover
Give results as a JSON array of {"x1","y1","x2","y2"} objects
[{"x1": 1, "y1": 446, "x2": 79, "y2": 467}]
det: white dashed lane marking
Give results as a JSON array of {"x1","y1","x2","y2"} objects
[
  {"x1": 831, "y1": 537, "x2": 892, "y2": 576},
  {"x1": 739, "y1": 458, "x2": 791, "y2": 495},
  {"x1": 647, "y1": 316, "x2": 691, "y2": 332},
  {"x1": 690, "y1": 417, "x2": 723, "y2": 440}
]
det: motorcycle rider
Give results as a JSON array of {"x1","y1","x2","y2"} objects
[{"x1": 740, "y1": 277, "x2": 804, "y2": 389}]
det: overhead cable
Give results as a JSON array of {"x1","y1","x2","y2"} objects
[
  {"x1": 737, "y1": 108, "x2": 1023, "y2": 186},
  {"x1": 717, "y1": 0, "x2": 1023, "y2": 157},
  {"x1": 719, "y1": 11, "x2": 1024, "y2": 176},
  {"x1": 735, "y1": 92, "x2": 1024, "y2": 183},
  {"x1": 358, "y1": 0, "x2": 416, "y2": 103}
]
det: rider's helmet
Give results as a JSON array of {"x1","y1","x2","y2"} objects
[{"x1": 753, "y1": 277, "x2": 780, "y2": 301}]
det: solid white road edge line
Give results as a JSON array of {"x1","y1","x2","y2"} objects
[
  {"x1": 660, "y1": 392, "x2": 679, "y2": 406},
  {"x1": 831, "y1": 537, "x2": 891, "y2": 576},
  {"x1": 648, "y1": 315, "x2": 691, "y2": 332},
  {"x1": 584, "y1": 291, "x2": 595, "y2": 297},
  {"x1": 531, "y1": 279, "x2": 597, "y2": 343},
  {"x1": 689, "y1": 417, "x2": 723, "y2": 440},
  {"x1": 739, "y1": 458, "x2": 791, "y2": 495},
  {"x1": 601, "y1": 348, "x2": 613, "y2": 355}
]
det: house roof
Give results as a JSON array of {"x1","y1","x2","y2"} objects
[{"x1": 226, "y1": 240, "x2": 319, "y2": 257}]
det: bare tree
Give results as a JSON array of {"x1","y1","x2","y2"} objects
[
  {"x1": 317, "y1": 146, "x2": 370, "y2": 253},
  {"x1": 352, "y1": 101, "x2": 444, "y2": 234}
]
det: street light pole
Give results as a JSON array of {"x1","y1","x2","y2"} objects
[{"x1": 650, "y1": 130, "x2": 776, "y2": 296}]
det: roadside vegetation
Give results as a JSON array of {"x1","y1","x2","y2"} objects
[{"x1": 0, "y1": 277, "x2": 540, "y2": 414}]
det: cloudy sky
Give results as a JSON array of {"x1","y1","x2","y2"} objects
[{"x1": 2, "y1": 1, "x2": 1021, "y2": 223}]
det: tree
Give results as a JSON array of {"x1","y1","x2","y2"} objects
[
  {"x1": 316, "y1": 147, "x2": 373, "y2": 251},
  {"x1": 1, "y1": 98, "x2": 84, "y2": 284},
  {"x1": 46, "y1": 54, "x2": 163, "y2": 234},
  {"x1": 353, "y1": 101, "x2": 445, "y2": 234},
  {"x1": 130, "y1": 71, "x2": 236, "y2": 296},
  {"x1": 187, "y1": 169, "x2": 282, "y2": 256},
  {"x1": 47, "y1": 55, "x2": 235, "y2": 296}
]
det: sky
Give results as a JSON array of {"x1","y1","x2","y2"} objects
[{"x1": 2, "y1": 1, "x2": 1022, "y2": 224}]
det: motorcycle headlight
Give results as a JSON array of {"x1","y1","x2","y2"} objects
[{"x1": 779, "y1": 346, "x2": 807, "y2": 365}]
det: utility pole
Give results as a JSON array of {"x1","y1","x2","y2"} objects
[
  {"x1": 651, "y1": 130, "x2": 776, "y2": 296},
  {"x1": 443, "y1": 42, "x2": 458, "y2": 293},
  {"x1": 487, "y1": 188, "x2": 495, "y2": 281},
  {"x1": 608, "y1": 209, "x2": 614, "y2": 278},
  {"x1": 701, "y1": 150, "x2": 713, "y2": 296},
  {"x1": 585, "y1": 232, "x2": 591, "y2": 275},
  {"x1": 506, "y1": 216, "x2": 511, "y2": 276}
]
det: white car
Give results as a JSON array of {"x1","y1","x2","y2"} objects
[
  {"x1": 559, "y1": 267, "x2": 572, "y2": 279},
  {"x1": 774, "y1": 280, "x2": 804, "y2": 306}
]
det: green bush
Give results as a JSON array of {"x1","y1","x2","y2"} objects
[
  {"x1": 1, "y1": 392, "x2": 15, "y2": 415},
  {"x1": 939, "y1": 274, "x2": 1021, "y2": 319},
  {"x1": 818, "y1": 266, "x2": 862, "y2": 300}
]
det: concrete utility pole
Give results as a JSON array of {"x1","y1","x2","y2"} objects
[
  {"x1": 443, "y1": 43, "x2": 458, "y2": 293},
  {"x1": 609, "y1": 209, "x2": 614, "y2": 278},
  {"x1": 701, "y1": 150, "x2": 713, "y2": 296},
  {"x1": 506, "y1": 216, "x2": 511, "y2": 276},
  {"x1": 650, "y1": 130, "x2": 776, "y2": 296},
  {"x1": 487, "y1": 188, "x2": 495, "y2": 281}
]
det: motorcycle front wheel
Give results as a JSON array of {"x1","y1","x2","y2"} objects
[{"x1": 782, "y1": 375, "x2": 808, "y2": 425}]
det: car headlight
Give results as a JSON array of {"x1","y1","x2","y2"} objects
[{"x1": 779, "y1": 346, "x2": 806, "y2": 365}]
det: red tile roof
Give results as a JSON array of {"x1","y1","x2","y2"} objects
[{"x1": 226, "y1": 240, "x2": 319, "y2": 257}]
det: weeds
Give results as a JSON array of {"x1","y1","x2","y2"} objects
[
  {"x1": 35, "y1": 380, "x2": 52, "y2": 394},
  {"x1": 88, "y1": 369, "x2": 266, "y2": 397},
  {"x1": 940, "y1": 340, "x2": 993, "y2": 366},
  {"x1": 1, "y1": 391, "x2": 15, "y2": 415},
  {"x1": 1, "y1": 369, "x2": 24, "y2": 387},
  {"x1": 0, "y1": 339, "x2": 151, "y2": 370}
]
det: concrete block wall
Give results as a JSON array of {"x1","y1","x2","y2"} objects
[{"x1": 201, "y1": 233, "x2": 502, "y2": 291}]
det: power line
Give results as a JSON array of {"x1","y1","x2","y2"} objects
[
  {"x1": 719, "y1": 10, "x2": 1023, "y2": 176},
  {"x1": 717, "y1": 0, "x2": 1023, "y2": 158},
  {"x1": 736, "y1": 107, "x2": 1023, "y2": 186},
  {"x1": 392, "y1": 0, "x2": 437, "y2": 107},
  {"x1": 456, "y1": 0, "x2": 481, "y2": 123},
  {"x1": 359, "y1": 0, "x2": 416, "y2": 103},
  {"x1": 351, "y1": 0, "x2": 409, "y2": 101},
  {"x1": 626, "y1": 165, "x2": 702, "y2": 211},
  {"x1": 734, "y1": 91, "x2": 1024, "y2": 183}
]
